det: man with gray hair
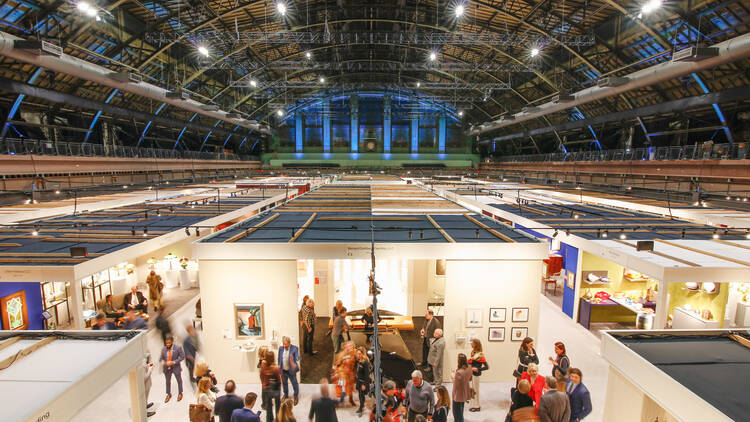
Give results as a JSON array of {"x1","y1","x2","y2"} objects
[
  {"x1": 427, "y1": 328, "x2": 446, "y2": 385},
  {"x1": 278, "y1": 336, "x2": 300, "y2": 405},
  {"x1": 404, "y1": 370, "x2": 435, "y2": 422},
  {"x1": 538, "y1": 376, "x2": 571, "y2": 422}
]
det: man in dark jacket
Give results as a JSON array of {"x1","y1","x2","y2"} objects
[
  {"x1": 183, "y1": 324, "x2": 199, "y2": 384},
  {"x1": 538, "y1": 377, "x2": 571, "y2": 422},
  {"x1": 154, "y1": 306, "x2": 171, "y2": 343},
  {"x1": 215, "y1": 380, "x2": 244, "y2": 422},
  {"x1": 567, "y1": 368, "x2": 593, "y2": 421},
  {"x1": 123, "y1": 285, "x2": 147, "y2": 313},
  {"x1": 308, "y1": 379, "x2": 338, "y2": 422},
  {"x1": 160, "y1": 335, "x2": 184, "y2": 402}
]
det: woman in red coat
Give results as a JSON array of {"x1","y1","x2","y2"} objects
[{"x1": 520, "y1": 362, "x2": 546, "y2": 408}]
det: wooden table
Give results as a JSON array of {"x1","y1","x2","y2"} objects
[{"x1": 327, "y1": 315, "x2": 415, "y2": 331}]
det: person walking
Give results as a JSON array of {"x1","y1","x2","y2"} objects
[
  {"x1": 404, "y1": 370, "x2": 435, "y2": 422},
  {"x1": 154, "y1": 306, "x2": 171, "y2": 343},
  {"x1": 354, "y1": 346, "x2": 372, "y2": 416},
  {"x1": 122, "y1": 310, "x2": 147, "y2": 330},
  {"x1": 567, "y1": 368, "x2": 592, "y2": 422},
  {"x1": 215, "y1": 380, "x2": 244, "y2": 422},
  {"x1": 331, "y1": 307, "x2": 349, "y2": 354},
  {"x1": 308, "y1": 378, "x2": 338, "y2": 422},
  {"x1": 332, "y1": 341, "x2": 356, "y2": 406},
  {"x1": 196, "y1": 377, "x2": 217, "y2": 419},
  {"x1": 146, "y1": 270, "x2": 164, "y2": 311},
  {"x1": 432, "y1": 385, "x2": 450, "y2": 422},
  {"x1": 301, "y1": 299, "x2": 317, "y2": 356},
  {"x1": 160, "y1": 334, "x2": 184, "y2": 403},
  {"x1": 260, "y1": 350, "x2": 282, "y2": 422},
  {"x1": 467, "y1": 338, "x2": 488, "y2": 412},
  {"x1": 92, "y1": 312, "x2": 115, "y2": 330},
  {"x1": 548, "y1": 342, "x2": 570, "y2": 379},
  {"x1": 538, "y1": 377, "x2": 571, "y2": 422},
  {"x1": 275, "y1": 397, "x2": 296, "y2": 422},
  {"x1": 419, "y1": 310, "x2": 441, "y2": 368},
  {"x1": 427, "y1": 328, "x2": 446, "y2": 385},
  {"x1": 451, "y1": 353, "x2": 472, "y2": 422},
  {"x1": 277, "y1": 336, "x2": 300, "y2": 405},
  {"x1": 184, "y1": 324, "x2": 200, "y2": 384},
  {"x1": 230, "y1": 393, "x2": 261, "y2": 422}
]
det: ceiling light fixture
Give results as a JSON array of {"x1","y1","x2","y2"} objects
[
  {"x1": 640, "y1": 0, "x2": 662, "y2": 16},
  {"x1": 276, "y1": 109, "x2": 284, "y2": 117},
  {"x1": 429, "y1": 51, "x2": 437, "y2": 61},
  {"x1": 458, "y1": 110, "x2": 464, "y2": 117},
  {"x1": 277, "y1": 1, "x2": 286, "y2": 15},
  {"x1": 249, "y1": 79, "x2": 257, "y2": 88},
  {"x1": 416, "y1": 82, "x2": 421, "y2": 88},
  {"x1": 619, "y1": 229, "x2": 626, "y2": 239},
  {"x1": 319, "y1": 77, "x2": 325, "y2": 83},
  {"x1": 530, "y1": 48, "x2": 540, "y2": 57},
  {"x1": 712, "y1": 230, "x2": 719, "y2": 239},
  {"x1": 602, "y1": 229, "x2": 608, "y2": 238},
  {"x1": 77, "y1": 1, "x2": 91, "y2": 12},
  {"x1": 305, "y1": 51, "x2": 311, "y2": 59},
  {"x1": 198, "y1": 46, "x2": 209, "y2": 57},
  {"x1": 455, "y1": 4, "x2": 465, "y2": 17}
]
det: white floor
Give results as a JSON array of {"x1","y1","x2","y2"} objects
[{"x1": 74, "y1": 295, "x2": 607, "y2": 422}]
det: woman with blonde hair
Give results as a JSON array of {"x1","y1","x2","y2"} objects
[
  {"x1": 332, "y1": 341, "x2": 356, "y2": 407},
  {"x1": 467, "y1": 338, "x2": 489, "y2": 412},
  {"x1": 194, "y1": 360, "x2": 218, "y2": 392},
  {"x1": 195, "y1": 376, "x2": 216, "y2": 420},
  {"x1": 274, "y1": 397, "x2": 296, "y2": 422},
  {"x1": 520, "y1": 362, "x2": 545, "y2": 408}
]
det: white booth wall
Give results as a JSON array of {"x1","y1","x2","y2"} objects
[{"x1": 442, "y1": 260, "x2": 542, "y2": 383}]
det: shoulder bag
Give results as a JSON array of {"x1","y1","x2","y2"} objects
[{"x1": 189, "y1": 404, "x2": 211, "y2": 422}]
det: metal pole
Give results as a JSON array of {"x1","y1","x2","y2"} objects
[{"x1": 370, "y1": 219, "x2": 383, "y2": 421}]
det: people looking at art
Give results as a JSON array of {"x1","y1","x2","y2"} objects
[{"x1": 467, "y1": 338, "x2": 488, "y2": 412}]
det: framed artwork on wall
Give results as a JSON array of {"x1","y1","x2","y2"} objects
[
  {"x1": 489, "y1": 307, "x2": 506, "y2": 323},
  {"x1": 1, "y1": 290, "x2": 29, "y2": 331},
  {"x1": 488, "y1": 327, "x2": 505, "y2": 342},
  {"x1": 234, "y1": 303, "x2": 265, "y2": 339},
  {"x1": 466, "y1": 308, "x2": 483, "y2": 327},
  {"x1": 566, "y1": 270, "x2": 575, "y2": 290},
  {"x1": 511, "y1": 327, "x2": 528, "y2": 341},
  {"x1": 512, "y1": 307, "x2": 529, "y2": 322}
]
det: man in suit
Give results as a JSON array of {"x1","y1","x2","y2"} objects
[
  {"x1": 277, "y1": 336, "x2": 300, "y2": 405},
  {"x1": 538, "y1": 377, "x2": 571, "y2": 422},
  {"x1": 123, "y1": 285, "x2": 147, "y2": 313},
  {"x1": 230, "y1": 392, "x2": 261, "y2": 422},
  {"x1": 420, "y1": 309, "x2": 441, "y2": 367},
  {"x1": 160, "y1": 334, "x2": 184, "y2": 403},
  {"x1": 427, "y1": 328, "x2": 446, "y2": 385},
  {"x1": 308, "y1": 379, "x2": 338, "y2": 422},
  {"x1": 215, "y1": 380, "x2": 244, "y2": 422},
  {"x1": 567, "y1": 368, "x2": 592, "y2": 421}
]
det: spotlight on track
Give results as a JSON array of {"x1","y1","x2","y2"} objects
[
  {"x1": 143, "y1": 227, "x2": 148, "y2": 236},
  {"x1": 619, "y1": 229, "x2": 626, "y2": 239},
  {"x1": 31, "y1": 226, "x2": 39, "y2": 236},
  {"x1": 458, "y1": 110, "x2": 464, "y2": 117},
  {"x1": 319, "y1": 77, "x2": 325, "y2": 84},
  {"x1": 602, "y1": 229, "x2": 608, "y2": 238},
  {"x1": 416, "y1": 81, "x2": 421, "y2": 88},
  {"x1": 640, "y1": 0, "x2": 661, "y2": 17},
  {"x1": 712, "y1": 230, "x2": 719, "y2": 239}
]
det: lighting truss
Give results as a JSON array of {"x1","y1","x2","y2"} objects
[
  {"x1": 200, "y1": 60, "x2": 542, "y2": 73},
  {"x1": 145, "y1": 30, "x2": 596, "y2": 47},
  {"x1": 257, "y1": 92, "x2": 487, "y2": 103},
  {"x1": 231, "y1": 80, "x2": 510, "y2": 90}
]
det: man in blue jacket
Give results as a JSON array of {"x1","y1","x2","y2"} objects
[
  {"x1": 230, "y1": 392, "x2": 261, "y2": 422},
  {"x1": 567, "y1": 368, "x2": 592, "y2": 421},
  {"x1": 278, "y1": 336, "x2": 301, "y2": 405},
  {"x1": 160, "y1": 334, "x2": 184, "y2": 402}
]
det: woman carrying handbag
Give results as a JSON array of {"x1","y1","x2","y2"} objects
[{"x1": 190, "y1": 377, "x2": 216, "y2": 422}]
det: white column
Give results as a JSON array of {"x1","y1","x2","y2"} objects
[
  {"x1": 128, "y1": 365, "x2": 147, "y2": 422},
  {"x1": 655, "y1": 279, "x2": 669, "y2": 329},
  {"x1": 69, "y1": 278, "x2": 85, "y2": 329}
]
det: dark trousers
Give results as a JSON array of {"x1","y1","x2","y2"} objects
[
  {"x1": 453, "y1": 401, "x2": 465, "y2": 422},
  {"x1": 185, "y1": 357, "x2": 196, "y2": 383},
  {"x1": 356, "y1": 381, "x2": 369, "y2": 412},
  {"x1": 262, "y1": 390, "x2": 280, "y2": 422},
  {"x1": 165, "y1": 370, "x2": 183, "y2": 395},
  {"x1": 303, "y1": 326, "x2": 315, "y2": 354},
  {"x1": 408, "y1": 409, "x2": 428, "y2": 422},
  {"x1": 282, "y1": 370, "x2": 299, "y2": 398},
  {"x1": 421, "y1": 338, "x2": 430, "y2": 366}
]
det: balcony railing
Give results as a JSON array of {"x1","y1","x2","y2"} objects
[
  {"x1": 0, "y1": 138, "x2": 259, "y2": 161},
  {"x1": 487, "y1": 142, "x2": 748, "y2": 163}
]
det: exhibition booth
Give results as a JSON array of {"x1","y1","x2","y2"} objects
[{"x1": 194, "y1": 182, "x2": 549, "y2": 384}]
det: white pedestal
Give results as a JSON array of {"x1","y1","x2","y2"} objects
[
  {"x1": 735, "y1": 302, "x2": 750, "y2": 327},
  {"x1": 179, "y1": 270, "x2": 191, "y2": 290},
  {"x1": 110, "y1": 276, "x2": 128, "y2": 295},
  {"x1": 164, "y1": 270, "x2": 179, "y2": 288},
  {"x1": 672, "y1": 307, "x2": 720, "y2": 329}
]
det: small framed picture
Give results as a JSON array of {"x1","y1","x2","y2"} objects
[
  {"x1": 566, "y1": 270, "x2": 575, "y2": 290},
  {"x1": 466, "y1": 308, "x2": 483, "y2": 328},
  {"x1": 511, "y1": 327, "x2": 528, "y2": 341},
  {"x1": 489, "y1": 307, "x2": 506, "y2": 323},
  {"x1": 488, "y1": 327, "x2": 505, "y2": 342},
  {"x1": 512, "y1": 307, "x2": 529, "y2": 323}
]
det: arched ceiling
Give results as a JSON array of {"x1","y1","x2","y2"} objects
[{"x1": 0, "y1": 0, "x2": 747, "y2": 152}]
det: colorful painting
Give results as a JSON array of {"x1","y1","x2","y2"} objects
[
  {"x1": 235, "y1": 303, "x2": 264, "y2": 339},
  {"x1": 1, "y1": 290, "x2": 29, "y2": 331},
  {"x1": 512, "y1": 307, "x2": 529, "y2": 323},
  {"x1": 511, "y1": 327, "x2": 528, "y2": 341},
  {"x1": 488, "y1": 327, "x2": 505, "y2": 342},
  {"x1": 489, "y1": 307, "x2": 506, "y2": 323}
]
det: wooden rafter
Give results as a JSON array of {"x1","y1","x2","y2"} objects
[
  {"x1": 655, "y1": 239, "x2": 750, "y2": 267},
  {"x1": 463, "y1": 214, "x2": 515, "y2": 243},
  {"x1": 289, "y1": 213, "x2": 317, "y2": 243},
  {"x1": 425, "y1": 215, "x2": 455, "y2": 243},
  {"x1": 611, "y1": 239, "x2": 700, "y2": 267},
  {"x1": 226, "y1": 213, "x2": 280, "y2": 243}
]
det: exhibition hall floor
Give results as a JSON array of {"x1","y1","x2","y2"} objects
[{"x1": 74, "y1": 296, "x2": 607, "y2": 422}]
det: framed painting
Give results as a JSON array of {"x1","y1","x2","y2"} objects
[
  {"x1": 488, "y1": 327, "x2": 505, "y2": 342},
  {"x1": 489, "y1": 307, "x2": 506, "y2": 323},
  {"x1": 566, "y1": 270, "x2": 575, "y2": 290},
  {"x1": 511, "y1": 327, "x2": 528, "y2": 341},
  {"x1": 512, "y1": 307, "x2": 529, "y2": 323},
  {"x1": 466, "y1": 308, "x2": 483, "y2": 327},
  {"x1": 1, "y1": 290, "x2": 29, "y2": 331},
  {"x1": 234, "y1": 303, "x2": 265, "y2": 339}
]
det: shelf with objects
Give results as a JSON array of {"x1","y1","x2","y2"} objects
[{"x1": 41, "y1": 281, "x2": 71, "y2": 329}]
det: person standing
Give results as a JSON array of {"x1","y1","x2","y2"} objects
[
  {"x1": 567, "y1": 368, "x2": 592, "y2": 422},
  {"x1": 427, "y1": 329, "x2": 445, "y2": 385},
  {"x1": 331, "y1": 307, "x2": 349, "y2": 354},
  {"x1": 299, "y1": 295, "x2": 309, "y2": 329},
  {"x1": 308, "y1": 379, "x2": 338, "y2": 422},
  {"x1": 516, "y1": 337, "x2": 539, "y2": 380},
  {"x1": 146, "y1": 270, "x2": 164, "y2": 311},
  {"x1": 143, "y1": 354, "x2": 156, "y2": 418},
  {"x1": 196, "y1": 377, "x2": 217, "y2": 417},
  {"x1": 354, "y1": 347, "x2": 372, "y2": 416},
  {"x1": 301, "y1": 299, "x2": 317, "y2": 356},
  {"x1": 230, "y1": 392, "x2": 261, "y2": 422},
  {"x1": 332, "y1": 300, "x2": 344, "y2": 318},
  {"x1": 160, "y1": 335, "x2": 184, "y2": 402},
  {"x1": 276, "y1": 397, "x2": 296, "y2": 422},
  {"x1": 214, "y1": 380, "x2": 244, "y2": 422},
  {"x1": 260, "y1": 350, "x2": 282, "y2": 422},
  {"x1": 432, "y1": 385, "x2": 450, "y2": 422},
  {"x1": 419, "y1": 310, "x2": 440, "y2": 368},
  {"x1": 451, "y1": 353, "x2": 472, "y2": 422},
  {"x1": 467, "y1": 338, "x2": 488, "y2": 412},
  {"x1": 404, "y1": 370, "x2": 435, "y2": 422},
  {"x1": 184, "y1": 324, "x2": 200, "y2": 384},
  {"x1": 548, "y1": 342, "x2": 570, "y2": 379},
  {"x1": 538, "y1": 377, "x2": 571, "y2": 422},
  {"x1": 277, "y1": 336, "x2": 300, "y2": 405}
]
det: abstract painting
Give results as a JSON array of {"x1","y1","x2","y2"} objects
[{"x1": 235, "y1": 303, "x2": 264, "y2": 339}]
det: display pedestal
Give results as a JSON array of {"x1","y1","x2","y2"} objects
[
  {"x1": 189, "y1": 269, "x2": 199, "y2": 286},
  {"x1": 672, "y1": 307, "x2": 720, "y2": 329},
  {"x1": 164, "y1": 270, "x2": 179, "y2": 288},
  {"x1": 735, "y1": 301, "x2": 750, "y2": 327},
  {"x1": 179, "y1": 270, "x2": 191, "y2": 290}
]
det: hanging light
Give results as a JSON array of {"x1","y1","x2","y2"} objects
[
  {"x1": 619, "y1": 229, "x2": 627, "y2": 239},
  {"x1": 277, "y1": 1, "x2": 286, "y2": 15},
  {"x1": 197, "y1": 46, "x2": 209, "y2": 57},
  {"x1": 276, "y1": 109, "x2": 285, "y2": 117},
  {"x1": 458, "y1": 110, "x2": 464, "y2": 117},
  {"x1": 530, "y1": 48, "x2": 540, "y2": 57},
  {"x1": 319, "y1": 77, "x2": 326, "y2": 84},
  {"x1": 429, "y1": 51, "x2": 437, "y2": 61},
  {"x1": 455, "y1": 4, "x2": 465, "y2": 17},
  {"x1": 305, "y1": 51, "x2": 312, "y2": 59},
  {"x1": 602, "y1": 229, "x2": 609, "y2": 238}
]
